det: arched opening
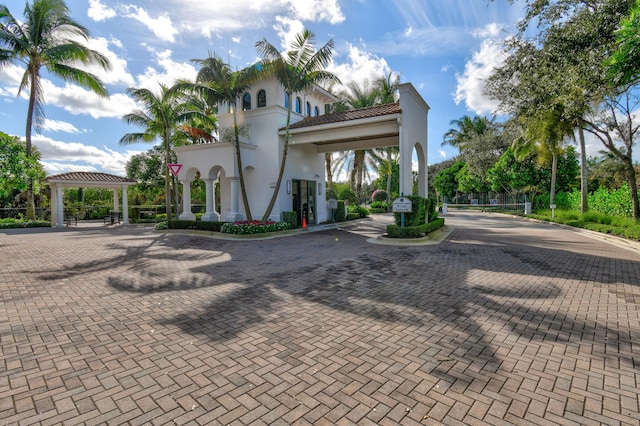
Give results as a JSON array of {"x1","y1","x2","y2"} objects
[
  {"x1": 242, "y1": 93, "x2": 251, "y2": 111},
  {"x1": 257, "y1": 90, "x2": 266, "y2": 108}
]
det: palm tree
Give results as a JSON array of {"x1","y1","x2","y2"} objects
[
  {"x1": 177, "y1": 53, "x2": 262, "y2": 220},
  {"x1": 0, "y1": 0, "x2": 111, "y2": 219},
  {"x1": 256, "y1": 29, "x2": 340, "y2": 222},
  {"x1": 515, "y1": 108, "x2": 575, "y2": 209},
  {"x1": 120, "y1": 84, "x2": 213, "y2": 221},
  {"x1": 337, "y1": 81, "x2": 379, "y2": 200},
  {"x1": 374, "y1": 72, "x2": 400, "y2": 204},
  {"x1": 442, "y1": 115, "x2": 494, "y2": 150}
]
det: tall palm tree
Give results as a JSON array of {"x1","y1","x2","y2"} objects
[
  {"x1": 442, "y1": 115, "x2": 494, "y2": 150},
  {"x1": 0, "y1": 0, "x2": 111, "y2": 219},
  {"x1": 256, "y1": 29, "x2": 340, "y2": 222},
  {"x1": 120, "y1": 84, "x2": 213, "y2": 221},
  {"x1": 515, "y1": 108, "x2": 575, "y2": 208},
  {"x1": 374, "y1": 72, "x2": 400, "y2": 204},
  {"x1": 177, "y1": 53, "x2": 262, "y2": 220}
]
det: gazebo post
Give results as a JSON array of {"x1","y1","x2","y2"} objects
[
  {"x1": 122, "y1": 186, "x2": 129, "y2": 224},
  {"x1": 55, "y1": 184, "x2": 64, "y2": 228}
]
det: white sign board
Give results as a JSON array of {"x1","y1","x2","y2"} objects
[
  {"x1": 327, "y1": 198, "x2": 338, "y2": 209},
  {"x1": 392, "y1": 197, "x2": 412, "y2": 213}
]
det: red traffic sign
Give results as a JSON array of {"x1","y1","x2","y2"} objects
[{"x1": 168, "y1": 163, "x2": 182, "y2": 176}]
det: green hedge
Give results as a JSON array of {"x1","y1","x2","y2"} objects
[
  {"x1": 220, "y1": 221, "x2": 291, "y2": 234},
  {"x1": 167, "y1": 220, "x2": 226, "y2": 232},
  {"x1": 335, "y1": 200, "x2": 346, "y2": 222},
  {"x1": 347, "y1": 205, "x2": 370, "y2": 218},
  {"x1": 392, "y1": 196, "x2": 438, "y2": 226},
  {"x1": 281, "y1": 211, "x2": 298, "y2": 229},
  {"x1": 386, "y1": 218, "x2": 445, "y2": 238},
  {"x1": 0, "y1": 219, "x2": 51, "y2": 229}
]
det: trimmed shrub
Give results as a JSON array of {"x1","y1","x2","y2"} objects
[
  {"x1": 386, "y1": 218, "x2": 445, "y2": 238},
  {"x1": 0, "y1": 218, "x2": 51, "y2": 229},
  {"x1": 281, "y1": 211, "x2": 297, "y2": 229},
  {"x1": 334, "y1": 200, "x2": 346, "y2": 222},
  {"x1": 167, "y1": 220, "x2": 226, "y2": 232},
  {"x1": 392, "y1": 196, "x2": 437, "y2": 226},
  {"x1": 220, "y1": 220, "x2": 291, "y2": 234},
  {"x1": 338, "y1": 188, "x2": 356, "y2": 205},
  {"x1": 348, "y1": 205, "x2": 370, "y2": 218},
  {"x1": 371, "y1": 189, "x2": 388, "y2": 202}
]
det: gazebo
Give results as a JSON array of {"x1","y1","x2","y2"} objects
[{"x1": 43, "y1": 172, "x2": 138, "y2": 228}]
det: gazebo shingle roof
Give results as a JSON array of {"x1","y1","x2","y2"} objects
[
  {"x1": 44, "y1": 172, "x2": 137, "y2": 183},
  {"x1": 284, "y1": 102, "x2": 401, "y2": 131}
]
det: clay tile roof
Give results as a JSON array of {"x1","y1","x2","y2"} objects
[
  {"x1": 285, "y1": 102, "x2": 401, "y2": 130},
  {"x1": 44, "y1": 172, "x2": 137, "y2": 184}
]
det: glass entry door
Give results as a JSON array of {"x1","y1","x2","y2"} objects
[{"x1": 292, "y1": 179, "x2": 316, "y2": 227}]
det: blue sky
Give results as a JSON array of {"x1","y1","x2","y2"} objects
[{"x1": 1, "y1": 0, "x2": 545, "y2": 177}]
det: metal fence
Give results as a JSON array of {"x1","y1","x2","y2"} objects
[{"x1": 443, "y1": 193, "x2": 529, "y2": 214}]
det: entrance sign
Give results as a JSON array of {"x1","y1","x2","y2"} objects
[
  {"x1": 168, "y1": 163, "x2": 182, "y2": 176},
  {"x1": 327, "y1": 199, "x2": 338, "y2": 209},
  {"x1": 392, "y1": 197, "x2": 412, "y2": 213}
]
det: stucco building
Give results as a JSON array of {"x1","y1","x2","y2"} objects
[{"x1": 175, "y1": 77, "x2": 430, "y2": 227}]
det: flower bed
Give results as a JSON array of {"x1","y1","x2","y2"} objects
[{"x1": 220, "y1": 220, "x2": 291, "y2": 235}]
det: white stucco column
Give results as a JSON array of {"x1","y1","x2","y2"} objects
[
  {"x1": 201, "y1": 178, "x2": 219, "y2": 222},
  {"x1": 122, "y1": 186, "x2": 129, "y2": 224},
  {"x1": 225, "y1": 177, "x2": 243, "y2": 222},
  {"x1": 178, "y1": 180, "x2": 196, "y2": 220},
  {"x1": 112, "y1": 189, "x2": 119, "y2": 213},
  {"x1": 56, "y1": 184, "x2": 64, "y2": 228}
]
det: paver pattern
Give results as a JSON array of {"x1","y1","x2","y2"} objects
[{"x1": 1, "y1": 212, "x2": 639, "y2": 425}]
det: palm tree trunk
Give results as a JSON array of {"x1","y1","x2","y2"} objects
[
  {"x1": 385, "y1": 151, "x2": 392, "y2": 212},
  {"x1": 25, "y1": 73, "x2": 38, "y2": 220},
  {"x1": 578, "y1": 126, "x2": 588, "y2": 213},
  {"x1": 325, "y1": 153, "x2": 333, "y2": 192},
  {"x1": 234, "y1": 111, "x2": 252, "y2": 221},
  {"x1": 164, "y1": 135, "x2": 172, "y2": 220},
  {"x1": 550, "y1": 152, "x2": 558, "y2": 207},
  {"x1": 261, "y1": 101, "x2": 292, "y2": 222}
]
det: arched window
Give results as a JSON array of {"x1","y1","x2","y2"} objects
[
  {"x1": 284, "y1": 93, "x2": 289, "y2": 108},
  {"x1": 257, "y1": 90, "x2": 266, "y2": 108},
  {"x1": 295, "y1": 97, "x2": 302, "y2": 113},
  {"x1": 242, "y1": 93, "x2": 251, "y2": 111},
  {"x1": 313, "y1": 106, "x2": 320, "y2": 117},
  {"x1": 306, "y1": 102, "x2": 311, "y2": 116}
]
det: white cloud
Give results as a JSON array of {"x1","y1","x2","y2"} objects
[
  {"x1": 0, "y1": 63, "x2": 24, "y2": 97},
  {"x1": 288, "y1": 0, "x2": 345, "y2": 24},
  {"x1": 328, "y1": 44, "x2": 390, "y2": 88},
  {"x1": 273, "y1": 16, "x2": 305, "y2": 51},
  {"x1": 87, "y1": 0, "x2": 116, "y2": 21},
  {"x1": 122, "y1": 5, "x2": 179, "y2": 43},
  {"x1": 44, "y1": 80, "x2": 137, "y2": 119},
  {"x1": 71, "y1": 35, "x2": 136, "y2": 88},
  {"x1": 42, "y1": 119, "x2": 85, "y2": 134},
  {"x1": 454, "y1": 37, "x2": 505, "y2": 115},
  {"x1": 135, "y1": 49, "x2": 199, "y2": 92},
  {"x1": 34, "y1": 135, "x2": 141, "y2": 175}
]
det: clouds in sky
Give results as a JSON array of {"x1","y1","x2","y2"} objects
[
  {"x1": 1, "y1": 0, "x2": 522, "y2": 175},
  {"x1": 34, "y1": 135, "x2": 142, "y2": 175}
]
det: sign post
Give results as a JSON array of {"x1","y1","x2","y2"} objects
[{"x1": 392, "y1": 195, "x2": 412, "y2": 228}]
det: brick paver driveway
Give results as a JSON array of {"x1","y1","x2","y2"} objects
[{"x1": 1, "y1": 211, "x2": 639, "y2": 425}]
